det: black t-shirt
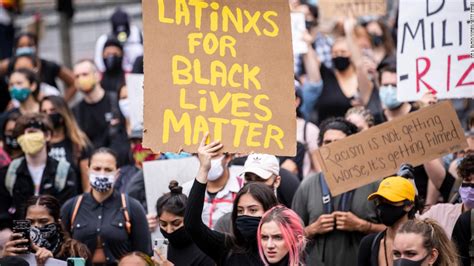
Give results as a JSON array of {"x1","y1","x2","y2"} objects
[
  {"x1": 168, "y1": 242, "x2": 215, "y2": 266},
  {"x1": 452, "y1": 210, "x2": 471, "y2": 266},
  {"x1": 73, "y1": 92, "x2": 130, "y2": 166},
  {"x1": 315, "y1": 65, "x2": 354, "y2": 124},
  {"x1": 101, "y1": 71, "x2": 125, "y2": 93},
  {"x1": 358, "y1": 231, "x2": 385, "y2": 266},
  {"x1": 40, "y1": 59, "x2": 61, "y2": 89}
]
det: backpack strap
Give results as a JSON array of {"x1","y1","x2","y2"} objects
[
  {"x1": 70, "y1": 195, "x2": 84, "y2": 232},
  {"x1": 121, "y1": 193, "x2": 132, "y2": 235},
  {"x1": 54, "y1": 160, "x2": 70, "y2": 192},
  {"x1": 319, "y1": 173, "x2": 333, "y2": 214},
  {"x1": 370, "y1": 230, "x2": 386, "y2": 266},
  {"x1": 5, "y1": 157, "x2": 24, "y2": 197}
]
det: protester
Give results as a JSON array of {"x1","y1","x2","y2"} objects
[
  {"x1": 40, "y1": 96, "x2": 92, "y2": 192},
  {"x1": 452, "y1": 209, "x2": 473, "y2": 266},
  {"x1": 0, "y1": 32, "x2": 77, "y2": 101},
  {"x1": 119, "y1": 252, "x2": 154, "y2": 266},
  {"x1": 0, "y1": 113, "x2": 77, "y2": 221},
  {"x1": 8, "y1": 54, "x2": 61, "y2": 99},
  {"x1": 94, "y1": 8, "x2": 143, "y2": 73},
  {"x1": 100, "y1": 37, "x2": 126, "y2": 94},
  {"x1": 182, "y1": 153, "x2": 243, "y2": 229},
  {"x1": 2, "y1": 68, "x2": 40, "y2": 120},
  {"x1": 2, "y1": 195, "x2": 90, "y2": 263},
  {"x1": 358, "y1": 176, "x2": 418, "y2": 266},
  {"x1": 292, "y1": 117, "x2": 384, "y2": 265},
  {"x1": 154, "y1": 180, "x2": 214, "y2": 266},
  {"x1": 184, "y1": 135, "x2": 279, "y2": 265},
  {"x1": 419, "y1": 154, "x2": 473, "y2": 238},
  {"x1": 257, "y1": 205, "x2": 306, "y2": 266},
  {"x1": 61, "y1": 148, "x2": 152, "y2": 264},
  {"x1": 394, "y1": 219, "x2": 459, "y2": 266},
  {"x1": 72, "y1": 59, "x2": 130, "y2": 167},
  {"x1": 1, "y1": 111, "x2": 22, "y2": 159},
  {"x1": 345, "y1": 106, "x2": 375, "y2": 131},
  {"x1": 308, "y1": 19, "x2": 374, "y2": 125},
  {"x1": 364, "y1": 20, "x2": 396, "y2": 66}
]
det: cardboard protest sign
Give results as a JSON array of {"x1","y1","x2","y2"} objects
[
  {"x1": 125, "y1": 74, "x2": 144, "y2": 132},
  {"x1": 142, "y1": 0, "x2": 296, "y2": 156},
  {"x1": 318, "y1": 0, "x2": 386, "y2": 19},
  {"x1": 397, "y1": 0, "x2": 473, "y2": 101},
  {"x1": 291, "y1": 12, "x2": 308, "y2": 55},
  {"x1": 315, "y1": 101, "x2": 468, "y2": 196}
]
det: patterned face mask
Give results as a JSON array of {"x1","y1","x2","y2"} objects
[{"x1": 89, "y1": 172, "x2": 116, "y2": 192}]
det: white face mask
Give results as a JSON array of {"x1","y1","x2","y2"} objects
[
  {"x1": 207, "y1": 156, "x2": 225, "y2": 181},
  {"x1": 89, "y1": 172, "x2": 116, "y2": 192},
  {"x1": 118, "y1": 99, "x2": 130, "y2": 119}
]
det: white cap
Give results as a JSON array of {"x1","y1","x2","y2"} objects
[{"x1": 243, "y1": 154, "x2": 280, "y2": 180}]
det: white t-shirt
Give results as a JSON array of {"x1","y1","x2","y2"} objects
[{"x1": 27, "y1": 164, "x2": 46, "y2": 196}]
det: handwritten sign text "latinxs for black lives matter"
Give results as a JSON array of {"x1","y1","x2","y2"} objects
[
  {"x1": 142, "y1": 0, "x2": 296, "y2": 156},
  {"x1": 397, "y1": 0, "x2": 473, "y2": 102},
  {"x1": 316, "y1": 101, "x2": 468, "y2": 196}
]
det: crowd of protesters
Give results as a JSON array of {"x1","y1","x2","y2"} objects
[{"x1": 0, "y1": 0, "x2": 473, "y2": 265}]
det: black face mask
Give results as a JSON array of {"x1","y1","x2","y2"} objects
[
  {"x1": 160, "y1": 226, "x2": 193, "y2": 249},
  {"x1": 4, "y1": 135, "x2": 20, "y2": 150},
  {"x1": 305, "y1": 20, "x2": 316, "y2": 31},
  {"x1": 371, "y1": 34, "x2": 384, "y2": 47},
  {"x1": 376, "y1": 203, "x2": 407, "y2": 226},
  {"x1": 332, "y1": 56, "x2": 351, "y2": 71},
  {"x1": 103, "y1": 55, "x2": 123, "y2": 73},
  {"x1": 393, "y1": 253, "x2": 430, "y2": 266},
  {"x1": 235, "y1": 215, "x2": 261, "y2": 242},
  {"x1": 48, "y1": 113, "x2": 63, "y2": 129},
  {"x1": 30, "y1": 223, "x2": 62, "y2": 255}
]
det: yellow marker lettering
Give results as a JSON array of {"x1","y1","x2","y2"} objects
[
  {"x1": 231, "y1": 119, "x2": 249, "y2": 147},
  {"x1": 262, "y1": 11, "x2": 279, "y2": 37},
  {"x1": 209, "y1": 117, "x2": 229, "y2": 141},
  {"x1": 172, "y1": 55, "x2": 192, "y2": 85},
  {"x1": 222, "y1": 6, "x2": 243, "y2": 33},
  {"x1": 244, "y1": 64, "x2": 261, "y2": 90},
  {"x1": 198, "y1": 90, "x2": 207, "y2": 112},
  {"x1": 179, "y1": 88, "x2": 197, "y2": 109},
  {"x1": 188, "y1": 0, "x2": 209, "y2": 30},
  {"x1": 188, "y1": 33, "x2": 203, "y2": 54},
  {"x1": 210, "y1": 60, "x2": 227, "y2": 86},
  {"x1": 193, "y1": 59, "x2": 210, "y2": 85},
  {"x1": 210, "y1": 2, "x2": 219, "y2": 32},
  {"x1": 162, "y1": 109, "x2": 191, "y2": 145},
  {"x1": 220, "y1": 35, "x2": 236, "y2": 58},
  {"x1": 231, "y1": 93, "x2": 251, "y2": 117},
  {"x1": 192, "y1": 115, "x2": 210, "y2": 144},
  {"x1": 203, "y1": 33, "x2": 219, "y2": 55},
  {"x1": 264, "y1": 124, "x2": 284, "y2": 149},
  {"x1": 228, "y1": 64, "x2": 242, "y2": 87},
  {"x1": 254, "y1": 94, "x2": 272, "y2": 121},
  {"x1": 243, "y1": 10, "x2": 261, "y2": 36},
  {"x1": 209, "y1": 91, "x2": 231, "y2": 113},
  {"x1": 247, "y1": 123, "x2": 263, "y2": 147},
  {"x1": 157, "y1": 0, "x2": 174, "y2": 24},
  {"x1": 175, "y1": 0, "x2": 190, "y2": 25}
]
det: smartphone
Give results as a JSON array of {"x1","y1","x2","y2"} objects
[
  {"x1": 67, "y1": 257, "x2": 86, "y2": 266},
  {"x1": 154, "y1": 238, "x2": 169, "y2": 260},
  {"x1": 12, "y1": 220, "x2": 31, "y2": 253}
]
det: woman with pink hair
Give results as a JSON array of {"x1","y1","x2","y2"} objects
[{"x1": 258, "y1": 205, "x2": 307, "y2": 265}]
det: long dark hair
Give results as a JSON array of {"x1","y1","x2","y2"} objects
[
  {"x1": 230, "y1": 182, "x2": 278, "y2": 249},
  {"x1": 24, "y1": 195, "x2": 90, "y2": 259},
  {"x1": 156, "y1": 180, "x2": 187, "y2": 217}
]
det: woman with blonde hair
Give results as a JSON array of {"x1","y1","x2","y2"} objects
[
  {"x1": 393, "y1": 219, "x2": 459, "y2": 266},
  {"x1": 40, "y1": 96, "x2": 92, "y2": 192}
]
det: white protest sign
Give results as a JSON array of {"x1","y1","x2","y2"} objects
[
  {"x1": 291, "y1": 12, "x2": 308, "y2": 55},
  {"x1": 397, "y1": 0, "x2": 473, "y2": 101},
  {"x1": 125, "y1": 74, "x2": 144, "y2": 131}
]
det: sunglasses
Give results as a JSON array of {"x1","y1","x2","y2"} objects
[{"x1": 461, "y1": 183, "x2": 474, "y2": 188}]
